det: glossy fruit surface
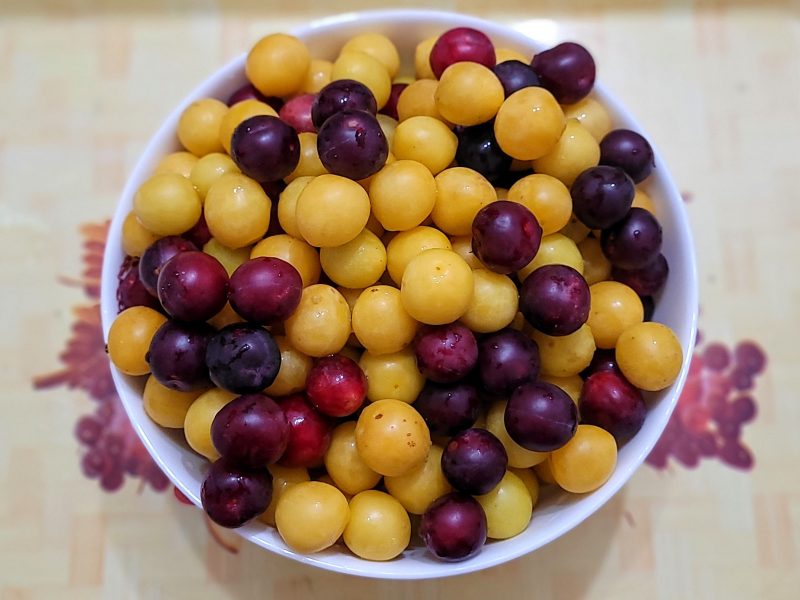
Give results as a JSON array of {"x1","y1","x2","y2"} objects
[
  {"x1": 206, "y1": 324, "x2": 282, "y2": 394},
  {"x1": 231, "y1": 115, "x2": 300, "y2": 182},
  {"x1": 420, "y1": 492, "x2": 487, "y2": 561},
  {"x1": 505, "y1": 381, "x2": 578, "y2": 451},
  {"x1": 441, "y1": 428, "x2": 508, "y2": 495},
  {"x1": 211, "y1": 393, "x2": 290, "y2": 467},
  {"x1": 201, "y1": 457, "x2": 273, "y2": 528},
  {"x1": 520, "y1": 264, "x2": 590, "y2": 336}
]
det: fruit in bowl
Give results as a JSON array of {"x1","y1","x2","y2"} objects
[{"x1": 101, "y1": 10, "x2": 697, "y2": 579}]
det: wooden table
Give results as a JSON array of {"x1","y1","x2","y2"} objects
[{"x1": 5, "y1": 1, "x2": 799, "y2": 598}]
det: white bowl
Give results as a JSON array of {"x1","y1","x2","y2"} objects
[{"x1": 100, "y1": 9, "x2": 698, "y2": 580}]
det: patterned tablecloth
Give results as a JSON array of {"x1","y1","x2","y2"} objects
[{"x1": 5, "y1": 1, "x2": 799, "y2": 598}]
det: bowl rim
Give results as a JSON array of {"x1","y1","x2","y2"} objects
[{"x1": 100, "y1": 8, "x2": 698, "y2": 580}]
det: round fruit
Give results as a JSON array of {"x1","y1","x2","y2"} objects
[
  {"x1": 316, "y1": 109, "x2": 388, "y2": 180},
  {"x1": 311, "y1": 78, "x2": 377, "y2": 128},
  {"x1": 471, "y1": 200, "x2": 543, "y2": 274},
  {"x1": 505, "y1": 381, "x2": 578, "y2": 452},
  {"x1": 201, "y1": 457, "x2": 272, "y2": 528},
  {"x1": 295, "y1": 174, "x2": 370, "y2": 248},
  {"x1": 324, "y1": 421, "x2": 382, "y2": 496},
  {"x1": 211, "y1": 394, "x2": 290, "y2": 467},
  {"x1": 485, "y1": 400, "x2": 549, "y2": 468},
  {"x1": 355, "y1": 399, "x2": 431, "y2": 477},
  {"x1": 519, "y1": 264, "x2": 590, "y2": 336},
  {"x1": 600, "y1": 207, "x2": 663, "y2": 270},
  {"x1": 228, "y1": 257, "x2": 303, "y2": 324},
  {"x1": 414, "y1": 382, "x2": 481, "y2": 437},
  {"x1": 477, "y1": 329, "x2": 540, "y2": 395},
  {"x1": 107, "y1": 306, "x2": 167, "y2": 376},
  {"x1": 580, "y1": 370, "x2": 646, "y2": 442},
  {"x1": 549, "y1": 424, "x2": 617, "y2": 493},
  {"x1": 492, "y1": 59, "x2": 541, "y2": 97},
  {"x1": 570, "y1": 165, "x2": 635, "y2": 229},
  {"x1": 384, "y1": 445, "x2": 453, "y2": 515},
  {"x1": 343, "y1": 490, "x2": 411, "y2": 561},
  {"x1": 441, "y1": 428, "x2": 508, "y2": 495},
  {"x1": 274, "y1": 481, "x2": 350, "y2": 553},
  {"x1": 531, "y1": 42, "x2": 596, "y2": 104},
  {"x1": 148, "y1": 320, "x2": 214, "y2": 391},
  {"x1": 420, "y1": 492, "x2": 487, "y2": 561},
  {"x1": 615, "y1": 322, "x2": 683, "y2": 391},
  {"x1": 599, "y1": 129, "x2": 655, "y2": 183},
  {"x1": 156, "y1": 251, "x2": 229, "y2": 322},
  {"x1": 276, "y1": 394, "x2": 333, "y2": 468},
  {"x1": 205, "y1": 324, "x2": 281, "y2": 394},
  {"x1": 494, "y1": 87, "x2": 565, "y2": 160},
  {"x1": 231, "y1": 115, "x2": 300, "y2": 182},
  {"x1": 400, "y1": 248, "x2": 474, "y2": 325},
  {"x1": 283, "y1": 284, "x2": 351, "y2": 357},
  {"x1": 429, "y1": 27, "x2": 496, "y2": 79},
  {"x1": 475, "y1": 470, "x2": 533, "y2": 539},
  {"x1": 305, "y1": 354, "x2": 368, "y2": 418},
  {"x1": 414, "y1": 323, "x2": 478, "y2": 383},
  {"x1": 455, "y1": 121, "x2": 512, "y2": 183},
  {"x1": 611, "y1": 253, "x2": 669, "y2": 297}
]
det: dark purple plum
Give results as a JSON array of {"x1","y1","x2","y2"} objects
[
  {"x1": 455, "y1": 120, "x2": 513, "y2": 183},
  {"x1": 206, "y1": 324, "x2": 281, "y2": 394},
  {"x1": 147, "y1": 319, "x2": 214, "y2": 391},
  {"x1": 182, "y1": 213, "x2": 212, "y2": 248},
  {"x1": 429, "y1": 27, "x2": 496, "y2": 79},
  {"x1": 520, "y1": 264, "x2": 590, "y2": 336},
  {"x1": 612, "y1": 252, "x2": 669, "y2": 296},
  {"x1": 138, "y1": 236, "x2": 198, "y2": 296},
  {"x1": 581, "y1": 348, "x2": 621, "y2": 379},
  {"x1": 230, "y1": 115, "x2": 300, "y2": 182},
  {"x1": 492, "y1": 166, "x2": 535, "y2": 191},
  {"x1": 601, "y1": 207, "x2": 663, "y2": 270},
  {"x1": 492, "y1": 60, "x2": 540, "y2": 97},
  {"x1": 117, "y1": 255, "x2": 160, "y2": 312},
  {"x1": 471, "y1": 200, "x2": 542, "y2": 274},
  {"x1": 505, "y1": 381, "x2": 578, "y2": 451},
  {"x1": 201, "y1": 457, "x2": 272, "y2": 528},
  {"x1": 477, "y1": 329, "x2": 540, "y2": 395},
  {"x1": 641, "y1": 295, "x2": 655, "y2": 321},
  {"x1": 531, "y1": 42, "x2": 595, "y2": 104},
  {"x1": 311, "y1": 79, "x2": 377, "y2": 129},
  {"x1": 229, "y1": 257, "x2": 303, "y2": 324},
  {"x1": 211, "y1": 393, "x2": 290, "y2": 467},
  {"x1": 571, "y1": 165, "x2": 635, "y2": 229},
  {"x1": 316, "y1": 109, "x2": 388, "y2": 180},
  {"x1": 226, "y1": 82, "x2": 282, "y2": 111},
  {"x1": 441, "y1": 428, "x2": 507, "y2": 495},
  {"x1": 261, "y1": 179, "x2": 286, "y2": 204},
  {"x1": 157, "y1": 251, "x2": 229, "y2": 322},
  {"x1": 414, "y1": 323, "x2": 478, "y2": 383},
  {"x1": 264, "y1": 181, "x2": 287, "y2": 237},
  {"x1": 379, "y1": 82, "x2": 407, "y2": 120},
  {"x1": 278, "y1": 93, "x2": 317, "y2": 133},
  {"x1": 420, "y1": 492, "x2": 487, "y2": 561},
  {"x1": 580, "y1": 370, "x2": 646, "y2": 442},
  {"x1": 414, "y1": 382, "x2": 481, "y2": 437},
  {"x1": 599, "y1": 129, "x2": 655, "y2": 183}
]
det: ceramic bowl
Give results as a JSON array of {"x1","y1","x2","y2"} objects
[{"x1": 100, "y1": 9, "x2": 698, "y2": 580}]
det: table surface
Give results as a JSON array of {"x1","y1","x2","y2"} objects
[{"x1": 4, "y1": 1, "x2": 799, "y2": 598}]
